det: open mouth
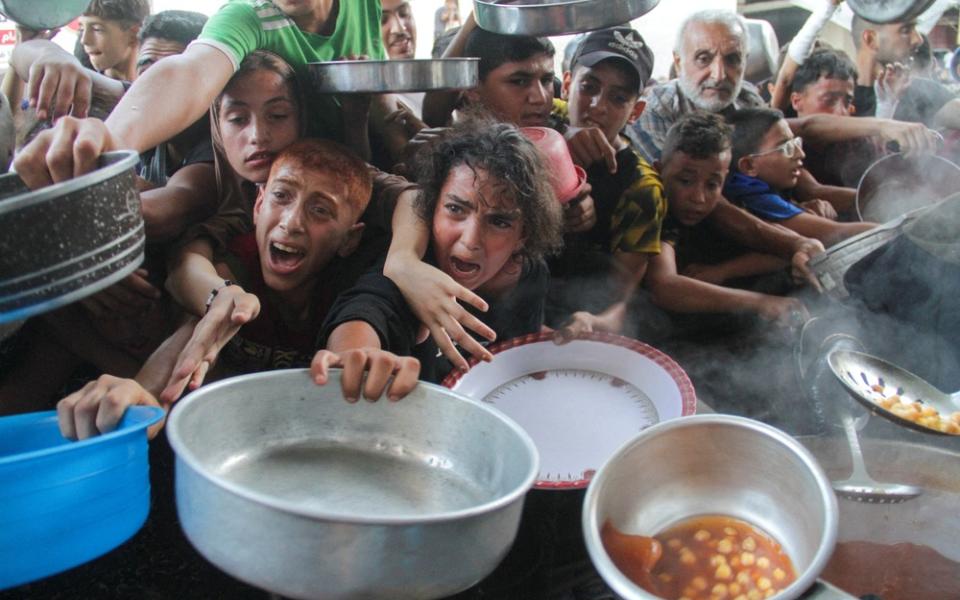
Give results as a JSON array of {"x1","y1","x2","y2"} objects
[
  {"x1": 450, "y1": 256, "x2": 481, "y2": 278},
  {"x1": 268, "y1": 241, "x2": 305, "y2": 274},
  {"x1": 246, "y1": 151, "x2": 274, "y2": 169}
]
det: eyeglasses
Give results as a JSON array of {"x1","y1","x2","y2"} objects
[{"x1": 749, "y1": 136, "x2": 803, "y2": 158}]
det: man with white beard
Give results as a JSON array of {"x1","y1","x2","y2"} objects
[{"x1": 630, "y1": 10, "x2": 764, "y2": 163}]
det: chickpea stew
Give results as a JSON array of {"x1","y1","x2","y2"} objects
[{"x1": 602, "y1": 515, "x2": 797, "y2": 600}]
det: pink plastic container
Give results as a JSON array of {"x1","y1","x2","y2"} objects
[{"x1": 521, "y1": 127, "x2": 587, "y2": 204}]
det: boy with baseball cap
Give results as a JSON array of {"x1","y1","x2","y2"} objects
[{"x1": 548, "y1": 27, "x2": 667, "y2": 339}]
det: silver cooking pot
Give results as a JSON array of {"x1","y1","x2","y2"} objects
[
  {"x1": 846, "y1": 0, "x2": 937, "y2": 25},
  {"x1": 0, "y1": 150, "x2": 143, "y2": 324},
  {"x1": 800, "y1": 434, "x2": 960, "y2": 599},
  {"x1": 855, "y1": 152, "x2": 960, "y2": 223},
  {"x1": 0, "y1": 0, "x2": 89, "y2": 29},
  {"x1": 582, "y1": 415, "x2": 853, "y2": 600},
  {"x1": 166, "y1": 369, "x2": 539, "y2": 600}
]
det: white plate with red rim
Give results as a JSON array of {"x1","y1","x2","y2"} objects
[{"x1": 442, "y1": 332, "x2": 696, "y2": 490}]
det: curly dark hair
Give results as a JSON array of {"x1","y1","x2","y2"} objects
[
  {"x1": 661, "y1": 111, "x2": 732, "y2": 166},
  {"x1": 413, "y1": 117, "x2": 564, "y2": 262}
]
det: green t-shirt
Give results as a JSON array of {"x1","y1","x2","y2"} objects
[{"x1": 196, "y1": 0, "x2": 386, "y2": 139}]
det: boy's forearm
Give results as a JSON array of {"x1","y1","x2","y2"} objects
[
  {"x1": 385, "y1": 191, "x2": 430, "y2": 266},
  {"x1": 105, "y1": 47, "x2": 233, "y2": 152},
  {"x1": 141, "y1": 162, "x2": 217, "y2": 243},
  {"x1": 793, "y1": 170, "x2": 856, "y2": 213},
  {"x1": 422, "y1": 12, "x2": 477, "y2": 126},
  {"x1": 165, "y1": 240, "x2": 227, "y2": 317},
  {"x1": 648, "y1": 273, "x2": 770, "y2": 315},
  {"x1": 709, "y1": 199, "x2": 807, "y2": 259}
]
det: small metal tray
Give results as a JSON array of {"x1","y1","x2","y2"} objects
[
  {"x1": 307, "y1": 59, "x2": 479, "y2": 94},
  {"x1": 473, "y1": 0, "x2": 660, "y2": 37}
]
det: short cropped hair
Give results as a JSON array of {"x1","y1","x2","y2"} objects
[
  {"x1": 791, "y1": 48, "x2": 858, "y2": 95},
  {"x1": 727, "y1": 107, "x2": 785, "y2": 171},
  {"x1": 464, "y1": 28, "x2": 555, "y2": 81},
  {"x1": 414, "y1": 117, "x2": 563, "y2": 261},
  {"x1": 661, "y1": 111, "x2": 732, "y2": 165},
  {"x1": 138, "y1": 10, "x2": 207, "y2": 45},
  {"x1": 851, "y1": 15, "x2": 875, "y2": 50},
  {"x1": 674, "y1": 10, "x2": 747, "y2": 55},
  {"x1": 271, "y1": 139, "x2": 373, "y2": 218},
  {"x1": 83, "y1": 0, "x2": 151, "y2": 27}
]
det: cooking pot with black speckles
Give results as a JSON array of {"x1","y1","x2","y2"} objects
[{"x1": 0, "y1": 150, "x2": 143, "y2": 325}]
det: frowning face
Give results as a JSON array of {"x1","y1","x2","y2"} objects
[
  {"x1": 254, "y1": 159, "x2": 362, "y2": 295},
  {"x1": 431, "y1": 165, "x2": 525, "y2": 290}
]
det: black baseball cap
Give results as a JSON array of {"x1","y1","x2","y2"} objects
[{"x1": 570, "y1": 27, "x2": 654, "y2": 93}]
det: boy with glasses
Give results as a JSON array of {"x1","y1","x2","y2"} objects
[{"x1": 724, "y1": 108, "x2": 876, "y2": 247}]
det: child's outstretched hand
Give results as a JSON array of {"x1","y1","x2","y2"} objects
[
  {"x1": 311, "y1": 348, "x2": 420, "y2": 403},
  {"x1": 57, "y1": 375, "x2": 165, "y2": 441},
  {"x1": 160, "y1": 286, "x2": 260, "y2": 403},
  {"x1": 384, "y1": 251, "x2": 495, "y2": 370}
]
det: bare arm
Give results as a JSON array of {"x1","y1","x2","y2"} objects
[
  {"x1": 12, "y1": 39, "x2": 125, "y2": 120},
  {"x1": 793, "y1": 169, "x2": 856, "y2": 214},
  {"x1": 12, "y1": 45, "x2": 234, "y2": 189},
  {"x1": 141, "y1": 162, "x2": 218, "y2": 243},
  {"x1": 770, "y1": 56, "x2": 800, "y2": 113},
  {"x1": 106, "y1": 45, "x2": 234, "y2": 153},
  {"x1": 779, "y1": 212, "x2": 876, "y2": 247},
  {"x1": 165, "y1": 238, "x2": 227, "y2": 317},
  {"x1": 708, "y1": 198, "x2": 825, "y2": 288},
  {"x1": 788, "y1": 114, "x2": 940, "y2": 154},
  {"x1": 422, "y1": 12, "x2": 477, "y2": 126},
  {"x1": 932, "y1": 98, "x2": 960, "y2": 131},
  {"x1": 645, "y1": 244, "x2": 806, "y2": 325}
]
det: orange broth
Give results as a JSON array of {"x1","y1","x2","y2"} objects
[{"x1": 602, "y1": 515, "x2": 797, "y2": 600}]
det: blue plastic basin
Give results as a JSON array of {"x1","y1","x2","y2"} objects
[{"x1": 0, "y1": 405, "x2": 164, "y2": 590}]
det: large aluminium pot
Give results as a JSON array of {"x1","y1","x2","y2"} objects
[
  {"x1": 855, "y1": 152, "x2": 960, "y2": 223},
  {"x1": 800, "y1": 434, "x2": 960, "y2": 600},
  {"x1": 166, "y1": 369, "x2": 539, "y2": 600},
  {"x1": 582, "y1": 415, "x2": 852, "y2": 600},
  {"x1": 0, "y1": 150, "x2": 143, "y2": 325}
]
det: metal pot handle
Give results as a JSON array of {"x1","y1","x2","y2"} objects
[{"x1": 799, "y1": 579, "x2": 860, "y2": 600}]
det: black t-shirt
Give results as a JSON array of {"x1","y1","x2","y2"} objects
[
  {"x1": 139, "y1": 137, "x2": 215, "y2": 187},
  {"x1": 660, "y1": 214, "x2": 745, "y2": 271},
  {"x1": 321, "y1": 255, "x2": 549, "y2": 383}
]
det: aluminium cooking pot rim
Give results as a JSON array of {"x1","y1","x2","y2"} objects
[
  {"x1": 473, "y1": 0, "x2": 661, "y2": 36},
  {"x1": 582, "y1": 414, "x2": 839, "y2": 600},
  {"x1": 166, "y1": 368, "x2": 540, "y2": 526},
  {"x1": 0, "y1": 150, "x2": 140, "y2": 217}
]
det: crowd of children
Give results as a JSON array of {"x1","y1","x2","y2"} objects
[{"x1": 0, "y1": 1, "x2": 954, "y2": 597}]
